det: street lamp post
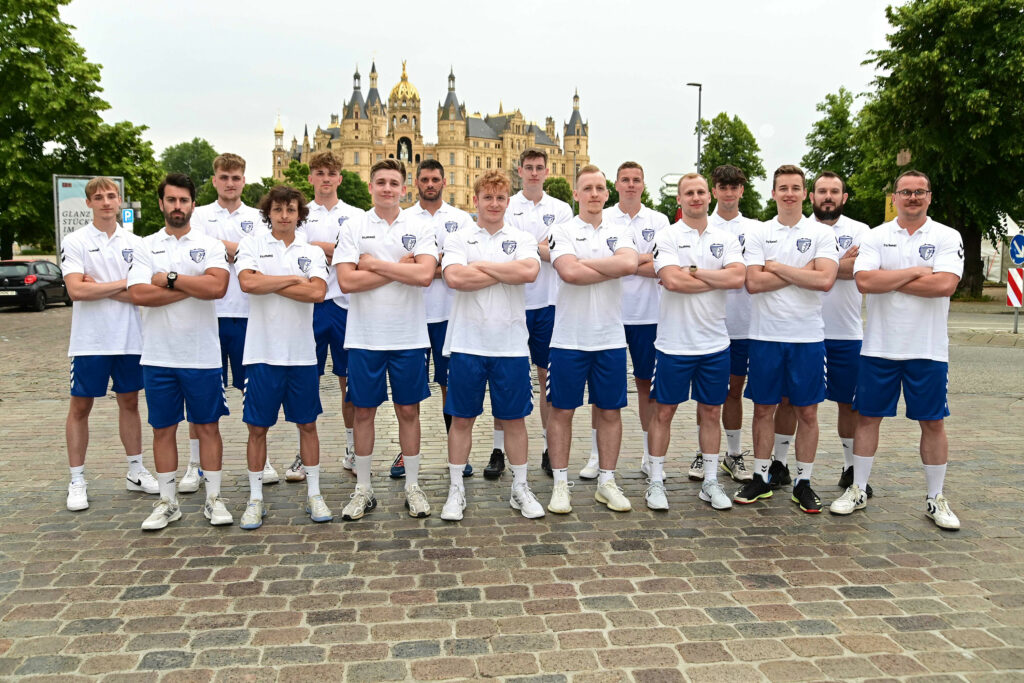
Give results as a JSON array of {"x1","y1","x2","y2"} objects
[{"x1": 686, "y1": 82, "x2": 702, "y2": 172}]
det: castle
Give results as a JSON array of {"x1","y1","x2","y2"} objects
[{"x1": 272, "y1": 61, "x2": 590, "y2": 211}]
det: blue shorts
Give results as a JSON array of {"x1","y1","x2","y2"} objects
[
  {"x1": 546, "y1": 347, "x2": 628, "y2": 411},
  {"x1": 445, "y1": 353, "x2": 533, "y2": 420},
  {"x1": 624, "y1": 324, "x2": 657, "y2": 380},
  {"x1": 427, "y1": 321, "x2": 449, "y2": 386},
  {"x1": 70, "y1": 354, "x2": 143, "y2": 397},
  {"x1": 651, "y1": 348, "x2": 730, "y2": 406},
  {"x1": 218, "y1": 317, "x2": 248, "y2": 391},
  {"x1": 853, "y1": 356, "x2": 949, "y2": 421},
  {"x1": 142, "y1": 366, "x2": 229, "y2": 429},
  {"x1": 313, "y1": 301, "x2": 348, "y2": 377},
  {"x1": 729, "y1": 339, "x2": 750, "y2": 377},
  {"x1": 825, "y1": 339, "x2": 862, "y2": 405},
  {"x1": 347, "y1": 348, "x2": 430, "y2": 408},
  {"x1": 242, "y1": 363, "x2": 322, "y2": 427},
  {"x1": 525, "y1": 306, "x2": 555, "y2": 369},
  {"x1": 744, "y1": 340, "x2": 826, "y2": 407}
]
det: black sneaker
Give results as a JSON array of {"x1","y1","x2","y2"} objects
[
  {"x1": 733, "y1": 477, "x2": 773, "y2": 504},
  {"x1": 838, "y1": 467, "x2": 873, "y2": 497},
  {"x1": 541, "y1": 449, "x2": 552, "y2": 477},
  {"x1": 484, "y1": 448, "x2": 505, "y2": 479},
  {"x1": 768, "y1": 460, "x2": 791, "y2": 488},
  {"x1": 791, "y1": 480, "x2": 822, "y2": 513}
]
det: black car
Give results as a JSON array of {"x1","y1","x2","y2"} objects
[{"x1": 0, "y1": 260, "x2": 72, "y2": 311}]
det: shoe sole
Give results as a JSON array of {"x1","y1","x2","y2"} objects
[
  {"x1": 240, "y1": 519, "x2": 263, "y2": 530},
  {"x1": 342, "y1": 497, "x2": 377, "y2": 521},
  {"x1": 67, "y1": 501, "x2": 89, "y2": 511},
  {"x1": 510, "y1": 498, "x2": 546, "y2": 519},
  {"x1": 645, "y1": 499, "x2": 669, "y2": 511},
  {"x1": 699, "y1": 491, "x2": 733, "y2": 510},
  {"x1": 142, "y1": 508, "x2": 182, "y2": 531},
  {"x1": 285, "y1": 472, "x2": 306, "y2": 482},
  {"x1": 733, "y1": 490, "x2": 773, "y2": 504},
  {"x1": 547, "y1": 504, "x2": 572, "y2": 514},
  {"x1": 791, "y1": 494, "x2": 822, "y2": 513},
  {"x1": 828, "y1": 503, "x2": 866, "y2": 515},
  {"x1": 205, "y1": 513, "x2": 234, "y2": 526},
  {"x1": 441, "y1": 510, "x2": 465, "y2": 521},
  {"x1": 688, "y1": 472, "x2": 704, "y2": 481},
  {"x1": 594, "y1": 492, "x2": 631, "y2": 512},
  {"x1": 306, "y1": 510, "x2": 334, "y2": 523},
  {"x1": 925, "y1": 512, "x2": 960, "y2": 530}
]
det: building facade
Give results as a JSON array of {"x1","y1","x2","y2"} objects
[{"x1": 272, "y1": 61, "x2": 590, "y2": 210}]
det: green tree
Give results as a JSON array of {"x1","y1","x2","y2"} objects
[
  {"x1": 267, "y1": 160, "x2": 314, "y2": 201},
  {"x1": 604, "y1": 180, "x2": 618, "y2": 208},
  {"x1": 160, "y1": 138, "x2": 218, "y2": 190},
  {"x1": 655, "y1": 185, "x2": 678, "y2": 224},
  {"x1": 339, "y1": 170, "x2": 372, "y2": 210},
  {"x1": 698, "y1": 113, "x2": 766, "y2": 218},
  {"x1": 857, "y1": 0, "x2": 1024, "y2": 296},
  {"x1": 242, "y1": 180, "x2": 269, "y2": 208},
  {"x1": 543, "y1": 177, "x2": 575, "y2": 212}
]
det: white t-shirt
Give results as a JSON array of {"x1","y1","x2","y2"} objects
[
  {"x1": 854, "y1": 218, "x2": 963, "y2": 362},
  {"x1": 191, "y1": 202, "x2": 268, "y2": 318},
  {"x1": 710, "y1": 210, "x2": 759, "y2": 340},
  {"x1": 744, "y1": 216, "x2": 840, "y2": 343},
  {"x1": 60, "y1": 224, "x2": 144, "y2": 357},
  {"x1": 549, "y1": 216, "x2": 637, "y2": 351},
  {"x1": 819, "y1": 214, "x2": 871, "y2": 340},
  {"x1": 300, "y1": 199, "x2": 365, "y2": 309},
  {"x1": 127, "y1": 228, "x2": 229, "y2": 369},
  {"x1": 441, "y1": 223, "x2": 540, "y2": 357},
  {"x1": 404, "y1": 201, "x2": 474, "y2": 323},
  {"x1": 653, "y1": 222, "x2": 744, "y2": 355},
  {"x1": 604, "y1": 204, "x2": 670, "y2": 325},
  {"x1": 505, "y1": 191, "x2": 574, "y2": 309},
  {"x1": 333, "y1": 209, "x2": 438, "y2": 350},
  {"x1": 235, "y1": 232, "x2": 328, "y2": 366}
]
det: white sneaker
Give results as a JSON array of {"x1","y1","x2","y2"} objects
[
  {"x1": 306, "y1": 494, "x2": 333, "y2": 523},
  {"x1": 405, "y1": 484, "x2": 431, "y2": 518},
  {"x1": 687, "y1": 452, "x2": 704, "y2": 481},
  {"x1": 699, "y1": 479, "x2": 733, "y2": 510},
  {"x1": 547, "y1": 480, "x2": 573, "y2": 514},
  {"x1": 67, "y1": 481, "x2": 88, "y2": 511},
  {"x1": 595, "y1": 480, "x2": 632, "y2": 512},
  {"x1": 926, "y1": 494, "x2": 960, "y2": 530},
  {"x1": 579, "y1": 454, "x2": 599, "y2": 480},
  {"x1": 341, "y1": 485, "x2": 376, "y2": 521},
  {"x1": 179, "y1": 463, "x2": 202, "y2": 493},
  {"x1": 829, "y1": 484, "x2": 867, "y2": 515},
  {"x1": 440, "y1": 486, "x2": 467, "y2": 521},
  {"x1": 342, "y1": 447, "x2": 355, "y2": 472},
  {"x1": 262, "y1": 460, "x2": 279, "y2": 485},
  {"x1": 285, "y1": 454, "x2": 306, "y2": 482},
  {"x1": 642, "y1": 456, "x2": 668, "y2": 480},
  {"x1": 204, "y1": 496, "x2": 233, "y2": 526},
  {"x1": 239, "y1": 499, "x2": 266, "y2": 530},
  {"x1": 141, "y1": 498, "x2": 181, "y2": 530},
  {"x1": 510, "y1": 483, "x2": 545, "y2": 519},
  {"x1": 126, "y1": 467, "x2": 159, "y2": 494},
  {"x1": 645, "y1": 479, "x2": 669, "y2": 510}
]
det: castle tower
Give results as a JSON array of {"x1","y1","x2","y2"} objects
[
  {"x1": 387, "y1": 60, "x2": 424, "y2": 179},
  {"x1": 563, "y1": 89, "x2": 590, "y2": 188},
  {"x1": 365, "y1": 61, "x2": 387, "y2": 143},
  {"x1": 339, "y1": 65, "x2": 373, "y2": 177},
  {"x1": 436, "y1": 67, "x2": 468, "y2": 205},
  {"x1": 272, "y1": 114, "x2": 289, "y2": 180}
]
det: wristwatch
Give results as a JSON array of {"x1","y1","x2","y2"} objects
[
  {"x1": 689, "y1": 265, "x2": 698, "y2": 274},
  {"x1": 166, "y1": 271, "x2": 178, "y2": 289}
]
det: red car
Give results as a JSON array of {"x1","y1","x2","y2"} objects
[{"x1": 0, "y1": 260, "x2": 72, "y2": 311}]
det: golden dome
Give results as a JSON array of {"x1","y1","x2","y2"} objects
[
  {"x1": 389, "y1": 60, "x2": 420, "y2": 102},
  {"x1": 274, "y1": 114, "x2": 284, "y2": 134}
]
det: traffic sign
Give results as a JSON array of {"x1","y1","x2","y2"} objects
[
  {"x1": 1010, "y1": 234, "x2": 1024, "y2": 265},
  {"x1": 122, "y1": 208, "x2": 134, "y2": 224},
  {"x1": 1008, "y1": 268, "x2": 1023, "y2": 308}
]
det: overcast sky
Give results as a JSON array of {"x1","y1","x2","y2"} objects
[{"x1": 63, "y1": 0, "x2": 899, "y2": 202}]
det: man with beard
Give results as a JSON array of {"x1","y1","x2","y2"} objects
[{"x1": 128, "y1": 174, "x2": 231, "y2": 530}]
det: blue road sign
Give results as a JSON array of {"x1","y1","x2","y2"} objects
[
  {"x1": 122, "y1": 208, "x2": 134, "y2": 224},
  {"x1": 1011, "y1": 234, "x2": 1024, "y2": 266}
]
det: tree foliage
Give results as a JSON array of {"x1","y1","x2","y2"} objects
[
  {"x1": 655, "y1": 185, "x2": 679, "y2": 224},
  {"x1": 698, "y1": 113, "x2": 766, "y2": 218},
  {"x1": 340, "y1": 170, "x2": 372, "y2": 210},
  {"x1": 543, "y1": 177, "x2": 575, "y2": 212},
  {"x1": 160, "y1": 137, "x2": 218, "y2": 190}
]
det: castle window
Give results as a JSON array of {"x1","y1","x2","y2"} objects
[
  {"x1": 449, "y1": 153, "x2": 455, "y2": 165},
  {"x1": 497, "y1": 159, "x2": 502, "y2": 169},
  {"x1": 475, "y1": 156, "x2": 480, "y2": 169},
  {"x1": 355, "y1": 123, "x2": 359, "y2": 130},
  {"x1": 449, "y1": 123, "x2": 454, "y2": 131},
  {"x1": 413, "y1": 116, "x2": 417, "y2": 127},
  {"x1": 401, "y1": 115, "x2": 408, "y2": 124},
  {"x1": 450, "y1": 194, "x2": 455, "y2": 204},
  {"x1": 392, "y1": 116, "x2": 396, "y2": 128},
  {"x1": 353, "y1": 152, "x2": 360, "y2": 164},
  {"x1": 486, "y1": 157, "x2": 492, "y2": 169}
]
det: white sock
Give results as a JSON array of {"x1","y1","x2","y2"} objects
[
  {"x1": 345, "y1": 428, "x2": 354, "y2": 452},
  {"x1": 157, "y1": 471, "x2": 177, "y2": 502},
  {"x1": 755, "y1": 458, "x2": 771, "y2": 483},
  {"x1": 648, "y1": 456, "x2": 665, "y2": 483},
  {"x1": 841, "y1": 438, "x2": 854, "y2": 468},
  {"x1": 643, "y1": 431, "x2": 650, "y2": 459},
  {"x1": 355, "y1": 455, "x2": 373, "y2": 488},
  {"x1": 493, "y1": 430, "x2": 505, "y2": 451},
  {"x1": 189, "y1": 439, "x2": 200, "y2": 465},
  {"x1": 70, "y1": 465, "x2": 85, "y2": 485},
  {"x1": 703, "y1": 454, "x2": 719, "y2": 482},
  {"x1": 126, "y1": 454, "x2": 144, "y2": 476},
  {"x1": 726, "y1": 429, "x2": 742, "y2": 455},
  {"x1": 248, "y1": 470, "x2": 263, "y2": 500},
  {"x1": 552, "y1": 467, "x2": 568, "y2": 484},
  {"x1": 542, "y1": 429, "x2": 548, "y2": 450},
  {"x1": 204, "y1": 469, "x2": 222, "y2": 500},
  {"x1": 305, "y1": 464, "x2": 321, "y2": 497},
  {"x1": 510, "y1": 463, "x2": 528, "y2": 486},
  {"x1": 773, "y1": 433, "x2": 792, "y2": 464},
  {"x1": 598, "y1": 469, "x2": 615, "y2": 485},
  {"x1": 404, "y1": 454, "x2": 421, "y2": 486},
  {"x1": 852, "y1": 454, "x2": 873, "y2": 490},
  {"x1": 795, "y1": 461, "x2": 813, "y2": 483},
  {"x1": 448, "y1": 463, "x2": 465, "y2": 492},
  {"x1": 924, "y1": 463, "x2": 946, "y2": 499},
  {"x1": 590, "y1": 429, "x2": 599, "y2": 457}
]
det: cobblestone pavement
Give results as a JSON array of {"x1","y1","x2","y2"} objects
[{"x1": 1, "y1": 306, "x2": 1022, "y2": 681}]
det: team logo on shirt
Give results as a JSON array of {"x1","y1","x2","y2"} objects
[
  {"x1": 919, "y1": 244, "x2": 936, "y2": 260},
  {"x1": 189, "y1": 248, "x2": 206, "y2": 263},
  {"x1": 338, "y1": 216, "x2": 349, "y2": 226},
  {"x1": 444, "y1": 221, "x2": 459, "y2": 232},
  {"x1": 838, "y1": 235, "x2": 853, "y2": 249},
  {"x1": 543, "y1": 214, "x2": 555, "y2": 226},
  {"x1": 401, "y1": 234, "x2": 417, "y2": 251},
  {"x1": 501, "y1": 240, "x2": 517, "y2": 255},
  {"x1": 796, "y1": 238, "x2": 811, "y2": 253},
  {"x1": 240, "y1": 221, "x2": 254, "y2": 234},
  {"x1": 606, "y1": 237, "x2": 618, "y2": 252},
  {"x1": 642, "y1": 227, "x2": 655, "y2": 242},
  {"x1": 738, "y1": 234, "x2": 745, "y2": 246},
  {"x1": 297, "y1": 256, "x2": 311, "y2": 274},
  {"x1": 710, "y1": 243, "x2": 724, "y2": 258},
  {"x1": 121, "y1": 248, "x2": 134, "y2": 264}
]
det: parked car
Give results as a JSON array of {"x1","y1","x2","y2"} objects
[{"x1": 0, "y1": 260, "x2": 72, "y2": 311}]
